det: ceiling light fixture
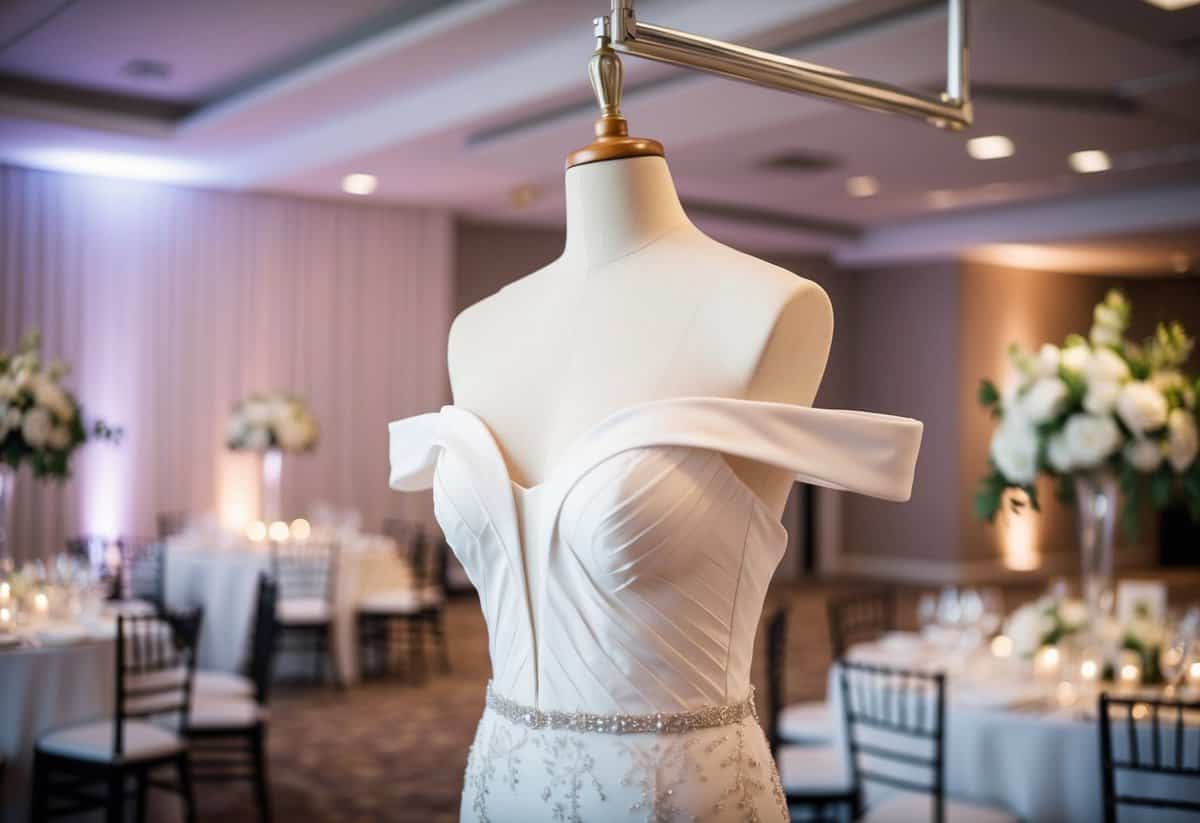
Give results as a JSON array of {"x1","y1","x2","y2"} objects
[
  {"x1": 508, "y1": 183, "x2": 542, "y2": 209},
  {"x1": 341, "y1": 173, "x2": 377, "y2": 195},
  {"x1": 1141, "y1": 0, "x2": 1200, "y2": 10},
  {"x1": 966, "y1": 135, "x2": 1015, "y2": 160},
  {"x1": 845, "y1": 175, "x2": 879, "y2": 198},
  {"x1": 1172, "y1": 252, "x2": 1192, "y2": 274},
  {"x1": 926, "y1": 189, "x2": 957, "y2": 209},
  {"x1": 1068, "y1": 149, "x2": 1112, "y2": 174}
]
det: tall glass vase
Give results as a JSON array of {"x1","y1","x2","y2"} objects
[
  {"x1": 261, "y1": 449, "x2": 283, "y2": 523},
  {"x1": 1074, "y1": 471, "x2": 1118, "y2": 626},
  {"x1": 0, "y1": 465, "x2": 14, "y2": 565}
]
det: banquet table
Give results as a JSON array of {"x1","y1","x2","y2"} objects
[
  {"x1": 829, "y1": 633, "x2": 1200, "y2": 823},
  {"x1": 0, "y1": 625, "x2": 182, "y2": 823},
  {"x1": 164, "y1": 529, "x2": 412, "y2": 684}
]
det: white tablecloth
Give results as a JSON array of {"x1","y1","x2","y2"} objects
[
  {"x1": 827, "y1": 634, "x2": 1199, "y2": 823},
  {"x1": 164, "y1": 531, "x2": 411, "y2": 685}
]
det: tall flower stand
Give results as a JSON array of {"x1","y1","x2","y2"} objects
[
  {"x1": 261, "y1": 449, "x2": 283, "y2": 523},
  {"x1": 1074, "y1": 471, "x2": 1118, "y2": 626}
]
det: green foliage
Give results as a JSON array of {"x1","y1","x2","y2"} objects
[{"x1": 978, "y1": 379, "x2": 1001, "y2": 418}]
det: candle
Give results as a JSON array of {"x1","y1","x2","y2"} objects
[
  {"x1": 1055, "y1": 680, "x2": 1078, "y2": 708},
  {"x1": 245, "y1": 521, "x2": 267, "y2": 542},
  {"x1": 990, "y1": 634, "x2": 1013, "y2": 659},
  {"x1": 1118, "y1": 650, "x2": 1141, "y2": 688},
  {"x1": 1187, "y1": 661, "x2": 1200, "y2": 688},
  {"x1": 268, "y1": 520, "x2": 290, "y2": 542},
  {"x1": 1034, "y1": 645, "x2": 1061, "y2": 677},
  {"x1": 33, "y1": 591, "x2": 49, "y2": 613},
  {"x1": 289, "y1": 518, "x2": 311, "y2": 541},
  {"x1": 0, "y1": 581, "x2": 9, "y2": 603},
  {"x1": 1079, "y1": 657, "x2": 1100, "y2": 682},
  {"x1": 0, "y1": 606, "x2": 11, "y2": 628}
]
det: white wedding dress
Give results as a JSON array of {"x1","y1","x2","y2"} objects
[{"x1": 389, "y1": 396, "x2": 922, "y2": 823}]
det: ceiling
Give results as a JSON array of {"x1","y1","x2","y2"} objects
[{"x1": 1, "y1": 0, "x2": 1199, "y2": 262}]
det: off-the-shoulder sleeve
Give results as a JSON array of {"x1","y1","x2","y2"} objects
[
  {"x1": 388, "y1": 412, "x2": 443, "y2": 491},
  {"x1": 561, "y1": 397, "x2": 923, "y2": 503}
]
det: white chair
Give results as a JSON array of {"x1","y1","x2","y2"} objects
[{"x1": 839, "y1": 660, "x2": 1019, "y2": 823}]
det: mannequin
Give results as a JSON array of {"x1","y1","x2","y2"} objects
[{"x1": 449, "y1": 130, "x2": 832, "y2": 517}]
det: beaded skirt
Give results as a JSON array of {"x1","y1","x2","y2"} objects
[{"x1": 460, "y1": 684, "x2": 788, "y2": 823}]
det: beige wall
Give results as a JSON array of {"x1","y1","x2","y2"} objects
[{"x1": 840, "y1": 263, "x2": 963, "y2": 572}]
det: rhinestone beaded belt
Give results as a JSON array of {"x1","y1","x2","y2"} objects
[{"x1": 485, "y1": 681, "x2": 757, "y2": 735}]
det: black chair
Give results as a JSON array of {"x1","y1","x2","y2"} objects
[
  {"x1": 116, "y1": 537, "x2": 167, "y2": 613},
  {"x1": 358, "y1": 523, "x2": 448, "y2": 682},
  {"x1": 183, "y1": 574, "x2": 278, "y2": 822},
  {"x1": 767, "y1": 608, "x2": 859, "y2": 822},
  {"x1": 827, "y1": 588, "x2": 896, "y2": 659},
  {"x1": 1098, "y1": 693, "x2": 1200, "y2": 823},
  {"x1": 838, "y1": 660, "x2": 1015, "y2": 823},
  {"x1": 156, "y1": 512, "x2": 189, "y2": 540},
  {"x1": 272, "y1": 540, "x2": 339, "y2": 686},
  {"x1": 32, "y1": 610, "x2": 203, "y2": 823}
]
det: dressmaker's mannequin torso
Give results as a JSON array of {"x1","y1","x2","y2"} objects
[{"x1": 447, "y1": 154, "x2": 834, "y2": 514}]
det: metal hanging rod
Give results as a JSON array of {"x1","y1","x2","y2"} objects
[{"x1": 597, "y1": 0, "x2": 972, "y2": 131}]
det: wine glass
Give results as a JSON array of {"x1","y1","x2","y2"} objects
[{"x1": 917, "y1": 593, "x2": 939, "y2": 635}]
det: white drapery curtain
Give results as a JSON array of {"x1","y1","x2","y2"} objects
[{"x1": 0, "y1": 164, "x2": 453, "y2": 563}]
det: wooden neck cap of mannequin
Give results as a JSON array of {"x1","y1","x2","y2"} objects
[
  {"x1": 565, "y1": 39, "x2": 664, "y2": 169},
  {"x1": 565, "y1": 115, "x2": 664, "y2": 169}
]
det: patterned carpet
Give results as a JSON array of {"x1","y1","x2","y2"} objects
[{"x1": 188, "y1": 581, "x2": 1060, "y2": 822}]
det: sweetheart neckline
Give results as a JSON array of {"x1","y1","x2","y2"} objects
[
  {"x1": 442, "y1": 395, "x2": 804, "y2": 501},
  {"x1": 440, "y1": 395, "x2": 920, "y2": 500}
]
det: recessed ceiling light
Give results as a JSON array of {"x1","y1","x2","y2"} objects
[
  {"x1": 1141, "y1": 0, "x2": 1200, "y2": 10},
  {"x1": 509, "y1": 183, "x2": 542, "y2": 208},
  {"x1": 341, "y1": 173, "x2": 377, "y2": 195},
  {"x1": 1172, "y1": 252, "x2": 1192, "y2": 273},
  {"x1": 122, "y1": 58, "x2": 172, "y2": 80},
  {"x1": 966, "y1": 135, "x2": 1015, "y2": 160},
  {"x1": 845, "y1": 175, "x2": 879, "y2": 198},
  {"x1": 1068, "y1": 149, "x2": 1111, "y2": 174}
]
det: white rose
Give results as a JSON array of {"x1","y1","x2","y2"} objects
[
  {"x1": 1083, "y1": 379, "x2": 1121, "y2": 416},
  {"x1": 1085, "y1": 348, "x2": 1131, "y2": 384},
  {"x1": 1061, "y1": 345, "x2": 1090, "y2": 374},
  {"x1": 1126, "y1": 617, "x2": 1165, "y2": 649},
  {"x1": 990, "y1": 418, "x2": 1039, "y2": 485},
  {"x1": 243, "y1": 426, "x2": 270, "y2": 451},
  {"x1": 47, "y1": 426, "x2": 70, "y2": 450},
  {"x1": 1046, "y1": 433, "x2": 1075, "y2": 473},
  {"x1": 1166, "y1": 409, "x2": 1199, "y2": 473},
  {"x1": 244, "y1": 401, "x2": 272, "y2": 426},
  {"x1": 1094, "y1": 304, "x2": 1123, "y2": 331},
  {"x1": 21, "y1": 407, "x2": 52, "y2": 448},
  {"x1": 1033, "y1": 344, "x2": 1061, "y2": 378},
  {"x1": 1116, "y1": 382, "x2": 1169, "y2": 434},
  {"x1": 1090, "y1": 325, "x2": 1122, "y2": 348},
  {"x1": 1059, "y1": 599, "x2": 1089, "y2": 630},
  {"x1": 32, "y1": 376, "x2": 74, "y2": 421},
  {"x1": 1004, "y1": 604, "x2": 1054, "y2": 657},
  {"x1": 1151, "y1": 370, "x2": 1186, "y2": 393},
  {"x1": 276, "y1": 415, "x2": 311, "y2": 452},
  {"x1": 1021, "y1": 378, "x2": 1069, "y2": 423},
  {"x1": 1062, "y1": 413, "x2": 1121, "y2": 469},
  {"x1": 1125, "y1": 438, "x2": 1163, "y2": 473}
]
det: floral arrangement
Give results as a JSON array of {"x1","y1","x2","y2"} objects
[
  {"x1": 1004, "y1": 594, "x2": 1166, "y2": 684},
  {"x1": 226, "y1": 392, "x2": 318, "y2": 453},
  {"x1": 975, "y1": 290, "x2": 1200, "y2": 534},
  {"x1": 0, "y1": 331, "x2": 120, "y2": 478},
  {"x1": 1003, "y1": 594, "x2": 1089, "y2": 658}
]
